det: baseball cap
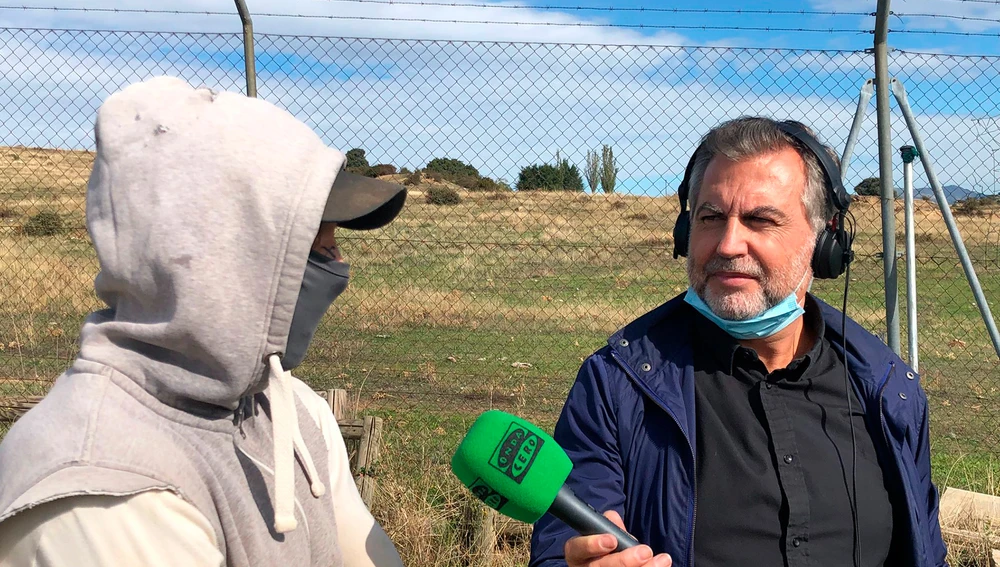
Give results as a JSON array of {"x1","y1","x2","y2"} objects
[{"x1": 322, "y1": 169, "x2": 407, "y2": 230}]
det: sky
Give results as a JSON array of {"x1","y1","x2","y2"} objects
[{"x1": 1, "y1": 0, "x2": 999, "y2": 196}]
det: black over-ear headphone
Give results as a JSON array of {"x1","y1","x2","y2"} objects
[{"x1": 671, "y1": 120, "x2": 855, "y2": 279}]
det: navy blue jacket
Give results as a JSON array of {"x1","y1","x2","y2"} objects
[{"x1": 529, "y1": 294, "x2": 948, "y2": 567}]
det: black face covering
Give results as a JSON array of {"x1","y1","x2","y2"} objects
[{"x1": 281, "y1": 251, "x2": 350, "y2": 370}]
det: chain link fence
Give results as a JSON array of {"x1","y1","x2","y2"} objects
[{"x1": 1, "y1": 28, "x2": 999, "y2": 563}]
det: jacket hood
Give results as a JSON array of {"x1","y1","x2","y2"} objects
[{"x1": 79, "y1": 76, "x2": 346, "y2": 412}]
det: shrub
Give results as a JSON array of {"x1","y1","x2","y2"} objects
[
  {"x1": 400, "y1": 167, "x2": 411, "y2": 175},
  {"x1": 516, "y1": 160, "x2": 584, "y2": 192},
  {"x1": 452, "y1": 173, "x2": 481, "y2": 190},
  {"x1": 370, "y1": 164, "x2": 398, "y2": 177},
  {"x1": 0, "y1": 207, "x2": 16, "y2": 219},
  {"x1": 24, "y1": 211, "x2": 63, "y2": 236},
  {"x1": 404, "y1": 170, "x2": 423, "y2": 186},
  {"x1": 425, "y1": 186, "x2": 461, "y2": 206},
  {"x1": 425, "y1": 157, "x2": 479, "y2": 182},
  {"x1": 345, "y1": 148, "x2": 370, "y2": 174},
  {"x1": 471, "y1": 177, "x2": 510, "y2": 193},
  {"x1": 424, "y1": 169, "x2": 443, "y2": 182},
  {"x1": 954, "y1": 196, "x2": 997, "y2": 216}
]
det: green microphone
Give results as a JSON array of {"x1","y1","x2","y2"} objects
[{"x1": 450, "y1": 410, "x2": 638, "y2": 552}]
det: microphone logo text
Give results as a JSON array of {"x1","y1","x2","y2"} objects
[
  {"x1": 470, "y1": 478, "x2": 509, "y2": 511},
  {"x1": 489, "y1": 423, "x2": 544, "y2": 484}
]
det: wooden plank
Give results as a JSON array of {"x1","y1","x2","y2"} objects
[
  {"x1": 0, "y1": 396, "x2": 43, "y2": 421},
  {"x1": 496, "y1": 518, "x2": 532, "y2": 541},
  {"x1": 337, "y1": 419, "x2": 365, "y2": 440},
  {"x1": 328, "y1": 389, "x2": 352, "y2": 422},
  {"x1": 940, "y1": 487, "x2": 1000, "y2": 525},
  {"x1": 355, "y1": 415, "x2": 383, "y2": 508}
]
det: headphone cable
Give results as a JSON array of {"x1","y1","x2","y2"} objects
[{"x1": 840, "y1": 210, "x2": 861, "y2": 567}]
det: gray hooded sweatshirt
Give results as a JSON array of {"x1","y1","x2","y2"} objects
[{"x1": 0, "y1": 77, "x2": 381, "y2": 566}]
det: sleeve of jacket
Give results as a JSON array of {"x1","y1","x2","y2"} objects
[
  {"x1": 914, "y1": 385, "x2": 949, "y2": 566},
  {"x1": 528, "y1": 350, "x2": 625, "y2": 567}
]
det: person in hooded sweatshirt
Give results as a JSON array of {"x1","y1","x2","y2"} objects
[{"x1": 0, "y1": 76, "x2": 409, "y2": 566}]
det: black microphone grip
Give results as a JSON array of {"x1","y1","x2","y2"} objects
[{"x1": 549, "y1": 486, "x2": 638, "y2": 553}]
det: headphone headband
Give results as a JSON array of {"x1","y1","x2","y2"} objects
[
  {"x1": 774, "y1": 121, "x2": 852, "y2": 212},
  {"x1": 675, "y1": 120, "x2": 851, "y2": 215}
]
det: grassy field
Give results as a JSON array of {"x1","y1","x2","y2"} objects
[{"x1": 2, "y1": 145, "x2": 1000, "y2": 564}]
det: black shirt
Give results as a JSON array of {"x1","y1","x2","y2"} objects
[{"x1": 691, "y1": 297, "x2": 894, "y2": 567}]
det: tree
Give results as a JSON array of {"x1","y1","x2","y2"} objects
[
  {"x1": 345, "y1": 148, "x2": 369, "y2": 173},
  {"x1": 585, "y1": 149, "x2": 600, "y2": 194},
  {"x1": 854, "y1": 177, "x2": 881, "y2": 196},
  {"x1": 516, "y1": 160, "x2": 584, "y2": 192},
  {"x1": 424, "y1": 157, "x2": 479, "y2": 181},
  {"x1": 600, "y1": 144, "x2": 618, "y2": 194},
  {"x1": 854, "y1": 177, "x2": 898, "y2": 198}
]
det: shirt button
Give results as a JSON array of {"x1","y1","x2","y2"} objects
[
  {"x1": 792, "y1": 537, "x2": 802, "y2": 547},
  {"x1": 765, "y1": 382, "x2": 772, "y2": 389},
  {"x1": 783, "y1": 454, "x2": 794, "y2": 464}
]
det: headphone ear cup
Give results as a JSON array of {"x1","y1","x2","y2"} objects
[
  {"x1": 812, "y1": 227, "x2": 845, "y2": 279},
  {"x1": 672, "y1": 211, "x2": 690, "y2": 259}
]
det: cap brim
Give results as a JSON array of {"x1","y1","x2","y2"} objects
[{"x1": 322, "y1": 170, "x2": 407, "y2": 230}]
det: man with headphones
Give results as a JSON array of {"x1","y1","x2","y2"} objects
[{"x1": 528, "y1": 117, "x2": 947, "y2": 567}]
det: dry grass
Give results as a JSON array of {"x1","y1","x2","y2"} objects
[{"x1": 3, "y1": 146, "x2": 1000, "y2": 566}]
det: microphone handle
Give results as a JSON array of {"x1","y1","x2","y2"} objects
[{"x1": 549, "y1": 485, "x2": 638, "y2": 552}]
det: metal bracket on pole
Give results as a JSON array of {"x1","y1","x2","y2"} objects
[
  {"x1": 890, "y1": 78, "x2": 1000, "y2": 360},
  {"x1": 841, "y1": 79, "x2": 875, "y2": 176},
  {"x1": 234, "y1": 0, "x2": 257, "y2": 98}
]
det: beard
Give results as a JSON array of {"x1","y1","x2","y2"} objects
[{"x1": 686, "y1": 240, "x2": 813, "y2": 320}]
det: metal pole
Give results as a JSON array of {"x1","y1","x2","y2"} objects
[
  {"x1": 891, "y1": 79, "x2": 1000, "y2": 360},
  {"x1": 234, "y1": 0, "x2": 257, "y2": 98},
  {"x1": 900, "y1": 145, "x2": 919, "y2": 371},
  {"x1": 840, "y1": 79, "x2": 875, "y2": 176},
  {"x1": 874, "y1": 0, "x2": 899, "y2": 353},
  {"x1": 874, "y1": 0, "x2": 900, "y2": 355}
]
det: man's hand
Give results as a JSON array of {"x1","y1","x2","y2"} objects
[{"x1": 564, "y1": 511, "x2": 672, "y2": 567}]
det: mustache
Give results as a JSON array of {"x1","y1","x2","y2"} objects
[{"x1": 703, "y1": 256, "x2": 765, "y2": 279}]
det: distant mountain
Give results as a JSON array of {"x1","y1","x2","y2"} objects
[{"x1": 911, "y1": 185, "x2": 986, "y2": 205}]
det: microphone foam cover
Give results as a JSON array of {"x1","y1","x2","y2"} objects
[{"x1": 451, "y1": 410, "x2": 573, "y2": 523}]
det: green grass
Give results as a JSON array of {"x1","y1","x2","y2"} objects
[{"x1": 2, "y1": 147, "x2": 1000, "y2": 564}]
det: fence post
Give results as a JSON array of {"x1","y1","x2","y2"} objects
[
  {"x1": 356, "y1": 415, "x2": 383, "y2": 507},
  {"x1": 463, "y1": 498, "x2": 497, "y2": 567},
  {"x1": 328, "y1": 388, "x2": 353, "y2": 421},
  {"x1": 874, "y1": 0, "x2": 900, "y2": 354},
  {"x1": 234, "y1": 0, "x2": 257, "y2": 98}
]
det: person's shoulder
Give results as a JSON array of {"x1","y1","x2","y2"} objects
[{"x1": 608, "y1": 293, "x2": 691, "y2": 347}]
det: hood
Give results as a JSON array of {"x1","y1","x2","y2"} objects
[{"x1": 79, "y1": 76, "x2": 345, "y2": 412}]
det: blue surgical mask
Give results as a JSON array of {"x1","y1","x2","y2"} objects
[{"x1": 683, "y1": 287, "x2": 805, "y2": 340}]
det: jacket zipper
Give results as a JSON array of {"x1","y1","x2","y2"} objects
[{"x1": 609, "y1": 349, "x2": 698, "y2": 567}]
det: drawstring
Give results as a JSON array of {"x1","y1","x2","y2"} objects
[{"x1": 265, "y1": 354, "x2": 326, "y2": 534}]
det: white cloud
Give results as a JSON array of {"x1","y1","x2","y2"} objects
[
  {"x1": 0, "y1": 0, "x2": 688, "y2": 45},
  {"x1": 1, "y1": 5, "x2": 997, "y2": 196},
  {"x1": 810, "y1": 0, "x2": 1000, "y2": 34}
]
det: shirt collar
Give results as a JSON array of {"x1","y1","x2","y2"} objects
[{"x1": 691, "y1": 294, "x2": 826, "y2": 376}]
